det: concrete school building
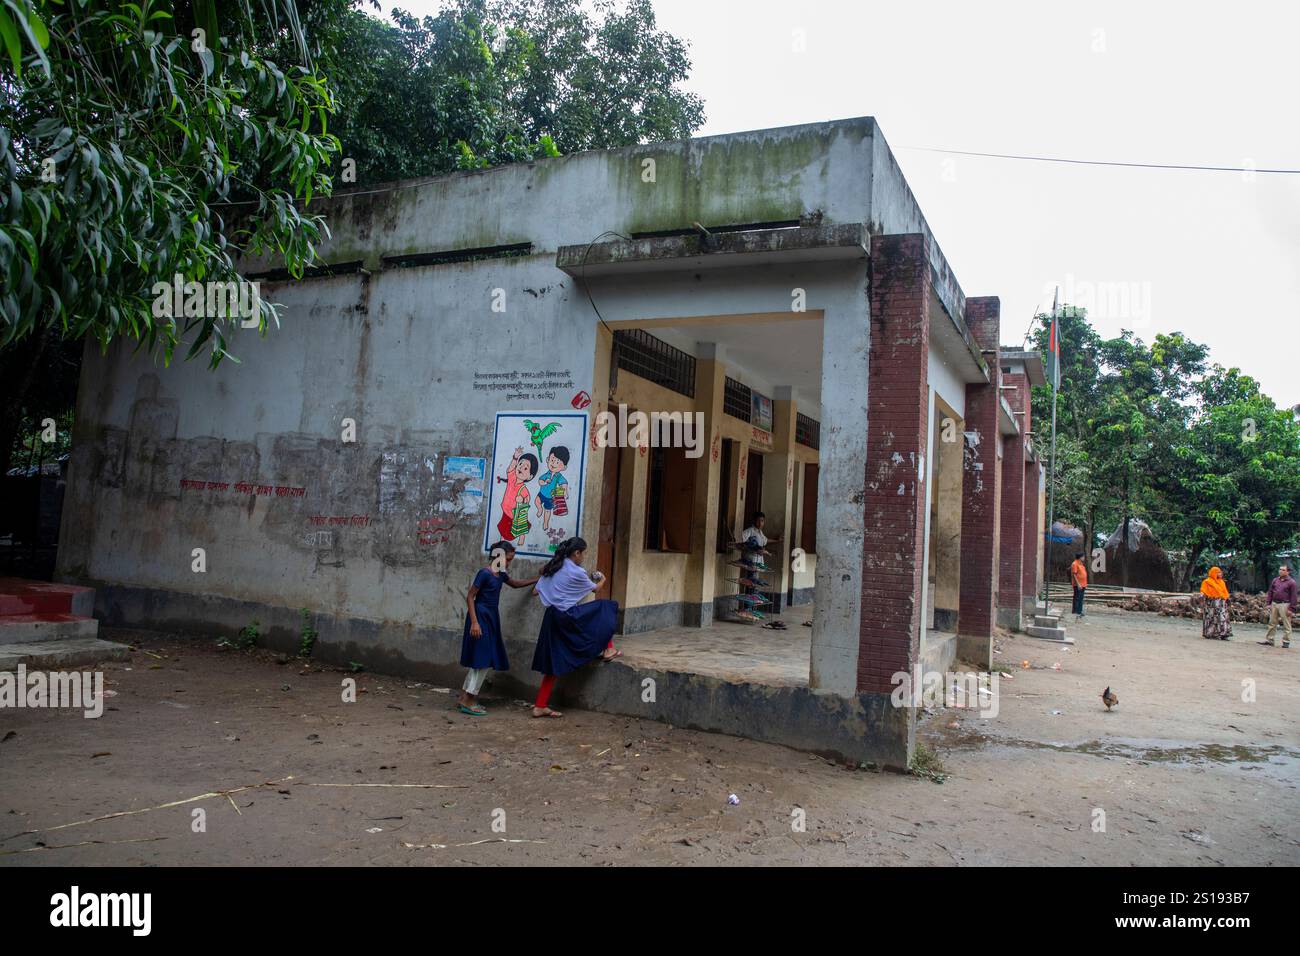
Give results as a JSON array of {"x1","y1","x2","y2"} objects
[{"x1": 57, "y1": 116, "x2": 1047, "y2": 768}]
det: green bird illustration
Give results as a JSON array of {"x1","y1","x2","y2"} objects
[{"x1": 523, "y1": 419, "x2": 561, "y2": 458}]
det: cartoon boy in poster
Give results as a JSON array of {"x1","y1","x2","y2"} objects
[
  {"x1": 495, "y1": 445, "x2": 538, "y2": 543},
  {"x1": 533, "y1": 445, "x2": 570, "y2": 531}
]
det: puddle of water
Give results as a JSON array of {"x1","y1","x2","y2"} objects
[
  {"x1": 1064, "y1": 738, "x2": 1290, "y2": 766},
  {"x1": 933, "y1": 729, "x2": 1300, "y2": 784}
]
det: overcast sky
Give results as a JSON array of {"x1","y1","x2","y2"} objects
[{"x1": 392, "y1": 0, "x2": 1298, "y2": 405}]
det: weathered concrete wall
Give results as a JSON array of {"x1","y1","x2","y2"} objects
[{"x1": 247, "y1": 118, "x2": 879, "y2": 275}]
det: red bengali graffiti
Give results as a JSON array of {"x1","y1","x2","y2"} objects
[
  {"x1": 309, "y1": 515, "x2": 371, "y2": 527},
  {"x1": 417, "y1": 516, "x2": 458, "y2": 546}
]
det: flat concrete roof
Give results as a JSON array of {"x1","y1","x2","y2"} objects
[
  {"x1": 1000, "y1": 395, "x2": 1020, "y2": 436},
  {"x1": 1000, "y1": 349, "x2": 1048, "y2": 387},
  {"x1": 556, "y1": 223, "x2": 869, "y2": 277}
]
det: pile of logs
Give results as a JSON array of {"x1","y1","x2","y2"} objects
[{"x1": 1118, "y1": 590, "x2": 1273, "y2": 624}]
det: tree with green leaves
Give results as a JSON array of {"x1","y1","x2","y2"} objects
[
  {"x1": 327, "y1": 0, "x2": 705, "y2": 183},
  {"x1": 0, "y1": 0, "x2": 340, "y2": 475},
  {"x1": 1164, "y1": 367, "x2": 1300, "y2": 587},
  {"x1": 1030, "y1": 307, "x2": 1299, "y2": 587}
]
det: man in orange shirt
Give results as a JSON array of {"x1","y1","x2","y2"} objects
[{"x1": 1070, "y1": 552, "x2": 1088, "y2": 621}]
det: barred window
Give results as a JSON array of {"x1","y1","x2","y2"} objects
[
  {"x1": 795, "y1": 413, "x2": 821, "y2": 449},
  {"x1": 612, "y1": 329, "x2": 696, "y2": 398},
  {"x1": 723, "y1": 377, "x2": 751, "y2": 422}
]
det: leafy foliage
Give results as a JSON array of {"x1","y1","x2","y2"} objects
[
  {"x1": 328, "y1": 0, "x2": 705, "y2": 183},
  {"x1": 298, "y1": 606, "x2": 317, "y2": 657},
  {"x1": 1030, "y1": 309, "x2": 1300, "y2": 585},
  {"x1": 237, "y1": 618, "x2": 261, "y2": 650},
  {"x1": 0, "y1": 0, "x2": 338, "y2": 366}
]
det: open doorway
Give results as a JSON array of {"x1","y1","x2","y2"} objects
[{"x1": 590, "y1": 311, "x2": 824, "y2": 686}]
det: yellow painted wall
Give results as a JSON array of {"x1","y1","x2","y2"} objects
[{"x1": 609, "y1": 370, "x2": 696, "y2": 611}]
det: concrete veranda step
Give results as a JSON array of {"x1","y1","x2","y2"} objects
[
  {"x1": 1025, "y1": 624, "x2": 1075, "y2": 644},
  {"x1": 0, "y1": 636, "x2": 130, "y2": 670},
  {"x1": 0, "y1": 614, "x2": 99, "y2": 645}
]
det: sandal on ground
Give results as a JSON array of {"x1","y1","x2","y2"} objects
[
  {"x1": 531, "y1": 706, "x2": 563, "y2": 718},
  {"x1": 601, "y1": 648, "x2": 622, "y2": 662},
  {"x1": 458, "y1": 704, "x2": 487, "y2": 716},
  {"x1": 1258, "y1": 641, "x2": 1277, "y2": 647}
]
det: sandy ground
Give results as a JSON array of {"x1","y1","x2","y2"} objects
[{"x1": 0, "y1": 606, "x2": 1297, "y2": 866}]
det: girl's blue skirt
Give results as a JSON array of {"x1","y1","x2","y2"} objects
[
  {"x1": 531, "y1": 600, "x2": 619, "y2": 676},
  {"x1": 461, "y1": 605, "x2": 510, "y2": 671}
]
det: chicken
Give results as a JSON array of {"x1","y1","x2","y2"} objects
[{"x1": 1101, "y1": 687, "x2": 1119, "y2": 711}]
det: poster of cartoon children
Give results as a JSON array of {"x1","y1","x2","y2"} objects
[{"x1": 484, "y1": 411, "x2": 588, "y2": 558}]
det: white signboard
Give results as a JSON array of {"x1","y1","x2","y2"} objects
[{"x1": 484, "y1": 411, "x2": 588, "y2": 558}]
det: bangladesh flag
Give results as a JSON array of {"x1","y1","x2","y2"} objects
[{"x1": 1045, "y1": 290, "x2": 1062, "y2": 392}]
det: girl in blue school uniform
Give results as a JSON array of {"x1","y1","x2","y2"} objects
[
  {"x1": 457, "y1": 541, "x2": 538, "y2": 716},
  {"x1": 530, "y1": 536, "x2": 621, "y2": 718}
]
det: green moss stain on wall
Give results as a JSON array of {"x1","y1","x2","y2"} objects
[
  {"x1": 616, "y1": 123, "x2": 863, "y2": 234},
  {"x1": 310, "y1": 119, "x2": 873, "y2": 265}
]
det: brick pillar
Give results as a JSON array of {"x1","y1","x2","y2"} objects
[
  {"x1": 997, "y1": 372, "x2": 1028, "y2": 630},
  {"x1": 957, "y1": 297, "x2": 1001, "y2": 667},
  {"x1": 859, "y1": 234, "x2": 929, "y2": 697}
]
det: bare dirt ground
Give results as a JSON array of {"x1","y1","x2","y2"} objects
[{"x1": 0, "y1": 606, "x2": 1297, "y2": 866}]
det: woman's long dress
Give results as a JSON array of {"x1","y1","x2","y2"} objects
[{"x1": 1202, "y1": 597, "x2": 1232, "y2": 639}]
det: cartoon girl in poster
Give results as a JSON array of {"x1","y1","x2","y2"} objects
[{"x1": 495, "y1": 446, "x2": 538, "y2": 543}]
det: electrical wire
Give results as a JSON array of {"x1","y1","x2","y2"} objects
[
  {"x1": 211, "y1": 142, "x2": 1300, "y2": 209},
  {"x1": 898, "y1": 145, "x2": 1300, "y2": 175},
  {"x1": 576, "y1": 229, "x2": 632, "y2": 341}
]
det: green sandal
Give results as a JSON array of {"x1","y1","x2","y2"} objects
[{"x1": 458, "y1": 703, "x2": 487, "y2": 716}]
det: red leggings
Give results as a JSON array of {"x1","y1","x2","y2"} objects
[
  {"x1": 534, "y1": 641, "x2": 614, "y2": 708},
  {"x1": 534, "y1": 674, "x2": 558, "y2": 708}
]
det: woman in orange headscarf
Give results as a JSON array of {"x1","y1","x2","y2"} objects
[{"x1": 1200, "y1": 567, "x2": 1232, "y2": 640}]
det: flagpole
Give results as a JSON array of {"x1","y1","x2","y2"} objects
[{"x1": 1042, "y1": 292, "x2": 1061, "y2": 616}]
